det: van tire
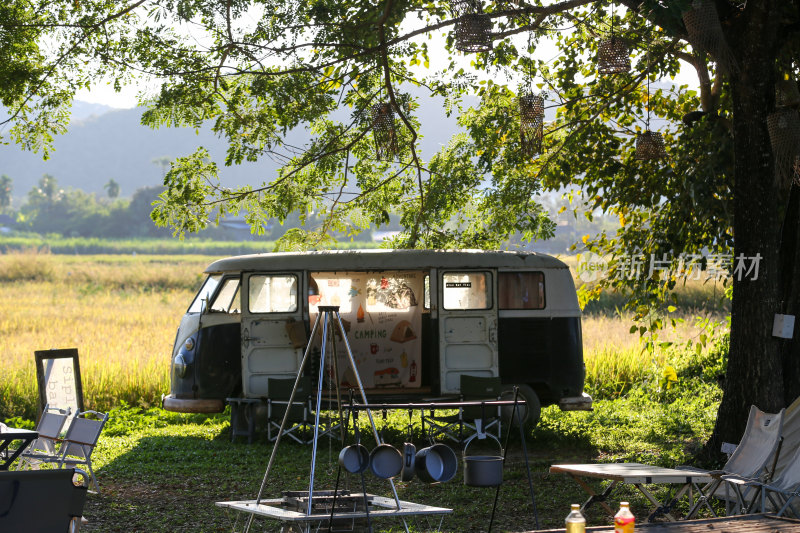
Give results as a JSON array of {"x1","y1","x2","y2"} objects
[{"x1": 500, "y1": 384, "x2": 541, "y2": 430}]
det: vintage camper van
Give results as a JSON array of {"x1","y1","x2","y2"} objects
[{"x1": 162, "y1": 249, "x2": 592, "y2": 425}]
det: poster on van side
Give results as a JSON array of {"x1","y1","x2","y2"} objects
[{"x1": 309, "y1": 270, "x2": 423, "y2": 389}]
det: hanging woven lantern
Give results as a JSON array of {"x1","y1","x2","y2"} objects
[
  {"x1": 370, "y1": 103, "x2": 398, "y2": 161},
  {"x1": 519, "y1": 92, "x2": 544, "y2": 157},
  {"x1": 450, "y1": 0, "x2": 492, "y2": 53},
  {"x1": 454, "y1": 13, "x2": 492, "y2": 52},
  {"x1": 635, "y1": 130, "x2": 666, "y2": 160},
  {"x1": 682, "y1": 0, "x2": 738, "y2": 73},
  {"x1": 597, "y1": 37, "x2": 630, "y2": 75},
  {"x1": 767, "y1": 108, "x2": 800, "y2": 183},
  {"x1": 776, "y1": 80, "x2": 800, "y2": 108}
]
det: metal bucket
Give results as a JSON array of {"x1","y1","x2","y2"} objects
[
  {"x1": 415, "y1": 443, "x2": 458, "y2": 483},
  {"x1": 338, "y1": 444, "x2": 369, "y2": 474},
  {"x1": 369, "y1": 444, "x2": 403, "y2": 479},
  {"x1": 463, "y1": 434, "x2": 503, "y2": 487},
  {"x1": 400, "y1": 442, "x2": 416, "y2": 481}
]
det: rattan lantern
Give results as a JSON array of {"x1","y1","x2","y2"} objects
[
  {"x1": 450, "y1": 0, "x2": 492, "y2": 53},
  {"x1": 370, "y1": 102, "x2": 398, "y2": 161},
  {"x1": 636, "y1": 130, "x2": 666, "y2": 160},
  {"x1": 767, "y1": 108, "x2": 800, "y2": 182},
  {"x1": 682, "y1": 0, "x2": 738, "y2": 73},
  {"x1": 519, "y1": 92, "x2": 544, "y2": 157},
  {"x1": 776, "y1": 80, "x2": 800, "y2": 108},
  {"x1": 598, "y1": 37, "x2": 630, "y2": 75}
]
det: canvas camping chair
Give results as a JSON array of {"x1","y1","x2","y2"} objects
[
  {"x1": 15, "y1": 404, "x2": 70, "y2": 469},
  {"x1": 421, "y1": 374, "x2": 503, "y2": 443},
  {"x1": 266, "y1": 377, "x2": 314, "y2": 444},
  {"x1": 23, "y1": 410, "x2": 109, "y2": 493},
  {"x1": 770, "y1": 395, "x2": 800, "y2": 481},
  {"x1": 683, "y1": 405, "x2": 784, "y2": 518},
  {"x1": 723, "y1": 442, "x2": 800, "y2": 518},
  {"x1": 0, "y1": 468, "x2": 90, "y2": 533}
]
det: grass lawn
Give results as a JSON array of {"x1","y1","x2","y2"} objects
[{"x1": 78, "y1": 378, "x2": 722, "y2": 533}]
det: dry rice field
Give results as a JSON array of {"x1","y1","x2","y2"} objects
[{"x1": 0, "y1": 251, "x2": 729, "y2": 419}]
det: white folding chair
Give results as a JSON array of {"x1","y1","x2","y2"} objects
[
  {"x1": 684, "y1": 405, "x2": 784, "y2": 517},
  {"x1": 15, "y1": 404, "x2": 70, "y2": 469},
  {"x1": 21, "y1": 410, "x2": 109, "y2": 493},
  {"x1": 730, "y1": 443, "x2": 800, "y2": 517}
]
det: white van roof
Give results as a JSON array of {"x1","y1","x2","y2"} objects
[{"x1": 205, "y1": 249, "x2": 569, "y2": 273}]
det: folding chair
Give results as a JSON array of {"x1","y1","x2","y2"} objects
[
  {"x1": 683, "y1": 405, "x2": 784, "y2": 518},
  {"x1": 15, "y1": 404, "x2": 70, "y2": 469},
  {"x1": 422, "y1": 374, "x2": 503, "y2": 444},
  {"x1": 728, "y1": 443, "x2": 800, "y2": 517},
  {"x1": 0, "y1": 468, "x2": 90, "y2": 533},
  {"x1": 20, "y1": 410, "x2": 109, "y2": 493},
  {"x1": 266, "y1": 377, "x2": 313, "y2": 444}
]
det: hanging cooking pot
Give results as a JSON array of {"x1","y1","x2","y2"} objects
[
  {"x1": 463, "y1": 433, "x2": 504, "y2": 487},
  {"x1": 339, "y1": 405, "x2": 370, "y2": 474},
  {"x1": 415, "y1": 443, "x2": 458, "y2": 483},
  {"x1": 338, "y1": 444, "x2": 370, "y2": 474},
  {"x1": 369, "y1": 444, "x2": 403, "y2": 479},
  {"x1": 400, "y1": 441, "x2": 416, "y2": 481}
]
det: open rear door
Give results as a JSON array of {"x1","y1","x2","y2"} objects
[
  {"x1": 240, "y1": 272, "x2": 306, "y2": 397},
  {"x1": 438, "y1": 270, "x2": 498, "y2": 394}
]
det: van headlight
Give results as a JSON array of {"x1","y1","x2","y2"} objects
[{"x1": 173, "y1": 353, "x2": 188, "y2": 378}]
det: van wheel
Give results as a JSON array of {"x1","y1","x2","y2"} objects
[{"x1": 500, "y1": 384, "x2": 541, "y2": 430}]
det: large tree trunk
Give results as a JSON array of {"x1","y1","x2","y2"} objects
[
  {"x1": 780, "y1": 185, "x2": 800, "y2": 405},
  {"x1": 707, "y1": 1, "x2": 786, "y2": 456}
]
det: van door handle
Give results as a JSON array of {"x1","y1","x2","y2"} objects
[{"x1": 242, "y1": 328, "x2": 261, "y2": 344}]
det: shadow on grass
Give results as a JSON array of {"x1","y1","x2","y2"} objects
[{"x1": 81, "y1": 419, "x2": 612, "y2": 533}]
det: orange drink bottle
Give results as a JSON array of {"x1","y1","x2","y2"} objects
[
  {"x1": 565, "y1": 503, "x2": 586, "y2": 533},
  {"x1": 614, "y1": 501, "x2": 635, "y2": 533}
]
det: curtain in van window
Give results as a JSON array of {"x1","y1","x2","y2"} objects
[
  {"x1": 498, "y1": 272, "x2": 545, "y2": 309},
  {"x1": 309, "y1": 271, "x2": 423, "y2": 388}
]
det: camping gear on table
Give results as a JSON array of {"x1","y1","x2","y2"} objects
[{"x1": 463, "y1": 433, "x2": 504, "y2": 487}]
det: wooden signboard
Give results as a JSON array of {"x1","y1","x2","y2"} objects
[{"x1": 35, "y1": 348, "x2": 84, "y2": 418}]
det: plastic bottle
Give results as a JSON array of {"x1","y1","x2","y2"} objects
[
  {"x1": 614, "y1": 501, "x2": 635, "y2": 533},
  {"x1": 565, "y1": 504, "x2": 586, "y2": 533}
]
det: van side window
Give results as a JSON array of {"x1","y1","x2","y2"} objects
[
  {"x1": 210, "y1": 278, "x2": 241, "y2": 313},
  {"x1": 248, "y1": 275, "x2": 298, "y2": 313},
  {"x1": 443, "y1": 272, "x2": 491, "y2": 310},
  {"x1": 188, "y1": 274, "x2": 222, "y2": 313},
  {"x1": 499, "y1": 271, "x2": 545, "y2": 309}
]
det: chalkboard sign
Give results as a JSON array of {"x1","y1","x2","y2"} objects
[{"x1": 35, "y1": 348, "x2": 84, "y2": 419}]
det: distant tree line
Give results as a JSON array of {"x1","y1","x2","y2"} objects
[{"x1": 0, "y1": 174, "x2": 376, "y2": 242}]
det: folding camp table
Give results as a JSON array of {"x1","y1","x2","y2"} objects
[
  {"x1": 549, "y1": 463, "x2": 714, "y2": 522},
  {"x1": 0, "y1": 427, "x2": 39, "y2": 470}
]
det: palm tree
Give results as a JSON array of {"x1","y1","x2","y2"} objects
[{"x1": 104, "y1": 178, "x2": 120, "y2": 199}]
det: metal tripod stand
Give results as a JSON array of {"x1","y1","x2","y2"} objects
[{"x1": 244, "y1": 305, "x2": 409, "y2": 533}]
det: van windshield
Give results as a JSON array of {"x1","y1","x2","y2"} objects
[
  {"x1": 188, "y1": 274, "x2": 222, "y2": 313},
  {"x1": 210, "y1": 278, "x2": 241, "y2": 313}
]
